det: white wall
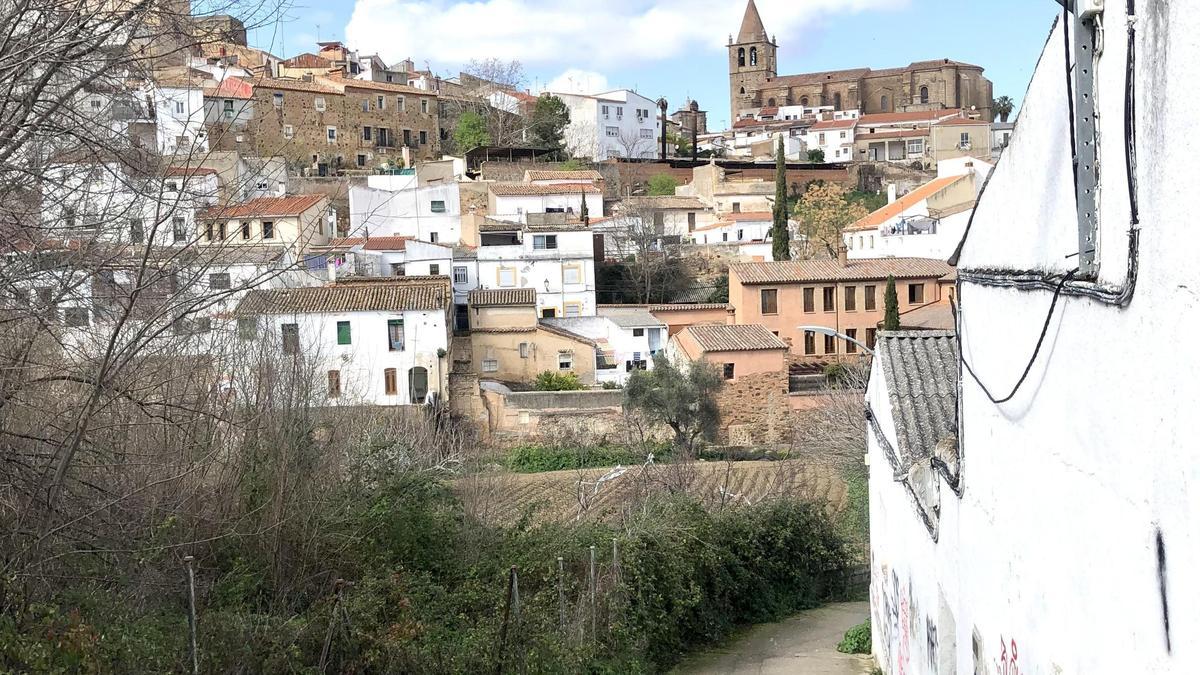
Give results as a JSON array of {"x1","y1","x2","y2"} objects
[
  {"x1": 154, "y1": 85, "x2": 209, "y2": 155},
  {"x1": 555, "y1": 90, "x2": 660, "y2": 160},
  {"x1": 869, "y1": 5, "x2": 1200, "y2": 673},
  {"x1": 491, "y1": 192, "x2": 603, "y2": 222},
  {"x1": 476, "y1": 229, "x2": 596, "y2": 317},
  {"x1": 349, "y1": 181, "x2": 461, "y2": 244}
]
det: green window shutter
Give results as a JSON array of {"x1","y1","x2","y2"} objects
[{"x1": 337, "y1": 321, "x2": 352, "y2": 345}]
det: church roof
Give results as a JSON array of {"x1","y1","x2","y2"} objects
[{"x1": 737, "y1": 0, "x2": 768, "y2": 43}]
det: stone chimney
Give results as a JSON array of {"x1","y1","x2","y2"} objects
[
  {"x1": 887, "y1": 183, "x2": 897, "y2": 204},
  {"x1": 837, "y1": 245, "x2": 848, "y2": 267},
  {"x1": 326, "y1": 258, "x2": 337, "y2": 283}
]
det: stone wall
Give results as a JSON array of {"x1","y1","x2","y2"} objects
[
  {"x1": 715, "y1": 370, "x2": 792, "y2": 446},
  {"x1": 608, "y1": 160, "x2": 851, "y2": 198}
]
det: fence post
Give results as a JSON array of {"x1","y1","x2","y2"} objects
[
  {"x1": 557, "y1": 556, "x2": 565, "y2": 634},
  {"x1": 611, "y1": 537, "x2": 620, "y2": 585},
  {"x1": 183, "y1": 555, "x2": 198, "y2": 675},
  {"x1": 319, "y1": 579, "x2": 346, "y2": 673},
  {"x1": 589, "y1": 545, "x2": 597, "y2": 641},
  {"x1": 495, "y1": 565, "x2": 518, "y2": 675}
]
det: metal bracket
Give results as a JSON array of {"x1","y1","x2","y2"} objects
[{"x1": 1073, "y1": 6, "x2": 1101, "y2": 277}]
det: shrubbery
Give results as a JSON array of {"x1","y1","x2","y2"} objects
[
  {"x1": 504, "y1": 442, "x2": 666, "y2": 472},
  {"x1": 534, "y1": 370, "x2": 585, "y2": 391},
  {"x1": 838, "y1": 619, "x2": 872, "y2": 654}
]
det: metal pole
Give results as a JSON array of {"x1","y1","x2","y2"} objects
[
  {"x1": 183, "y1": 555, "x2": 199, "y2": 675},
  {"x1": 691, "y1": 120, "x2": 698, "y2": 162}
]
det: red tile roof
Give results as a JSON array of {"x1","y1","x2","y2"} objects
[
  {"x1": 255, "y1": 78, "x2": 341, "y2": 95},
  {"x1": 282, "y1": 52, "x2": 334, "y2": 68},
  {"x1": 845, "y1": 175, "x2": 969, "y2": 231},
  {"x1": 730, "y1": 258, "x2": 954, "y2": 284},
  {"x1": 758, "y1": 106, "x2": 779, "y2": 116},
  {"x1": 809, "y1": 119, "x2": 857, "y2": 131},
  {"x1": 859, "y1": 128, "x2": 930, "y2": 140},
  {"x1": 768, "y1": 68, "x2": 872, "y2": 87},
  {"x1": 524, "y1": 169, "x2": 603, "y2": 181},
  {"x1": 203, "y1": 76, "x2": 254, "y2": 99},
  {"x1": 933, "y1": 118, "x2": 991, "y2": 126},
  {"x1": 202, "y1": 194, "x2": 326, "y2": 219},
  {"x1": 236, "y1": 279, "x2": 450, "y2": 314},
  {"x1": 326, "y1": 236, "x2": 413, "y2": 250},
  {"x1": 320, "y1": 74, "x2": 433, "y2": 96},
  {"x1": 681, "y1": 324, "x2": 788, "y2": 352},
  {"x1": 727, "y1": 211, "x2": 774, "y2": 222},
  {"x1": 489, "y1": 183, "x2": 601, "y2": 196},
  {"x1": 468, "y1": 288, "x2": 537, "y2": 306},
  {"x1": 858, "y1": 109, "x2": 965, "y2": 126}
]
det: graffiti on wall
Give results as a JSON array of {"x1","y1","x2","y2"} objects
[
  {"x1": 872, "y1": 561, "x2": 943, "y2": 675},
  {"x1": 996, "y1": 636, "x2": 1020, "y2": 675}
]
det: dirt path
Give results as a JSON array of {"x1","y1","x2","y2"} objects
[{"x1": 673, "y1": 601, "x2": 874, "y2": 675}]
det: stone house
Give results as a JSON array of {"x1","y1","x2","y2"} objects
[
  {"x1": 199, "y1": 194, "x2": 332, "y2": 249},
  {"x1": 467, "y1": 288, "x2": 599, "y2": 386}
]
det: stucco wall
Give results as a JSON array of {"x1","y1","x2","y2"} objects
[{"x1": 471, "y1": 327, "x2": 596, "y2": 385}]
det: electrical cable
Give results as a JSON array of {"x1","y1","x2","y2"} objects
[{"x1": 1064, "y1": 2, "x2": 1080, "y2": 207}]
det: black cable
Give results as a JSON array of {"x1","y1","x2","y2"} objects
[
  {"x1": 1124, "y1": 0, "x2": 1140, "y2": 225},
  {"x1": 960, "y1": 268, "x2": 1077, "y2": 405},
  {"x1": 1064, "y1": 2, "x2": 1080, "y2": 206}
]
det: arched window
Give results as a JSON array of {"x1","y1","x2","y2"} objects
[
  {"x1": 834, "y1": 92, "x2": 842, "y2": 110},
  {"x1": 920, "y1": 86, "x2": 929, "y2": 104},
  {"x1": 737, "y1": 48, "x2": 745, "y2": 67},
  {"x1": 749, "y1": 47, "x2": 758, "y2": 66},
  {"x1": 767, "y1": 97, "x2": 776, "y2": 107},
  {"x1": 408, "y1": 366, "x2": 428, "y2": 402},
  {"x1": 881, "y1": 95, "x2": 889, "y2": 111},
  {"x1": 739, "y1": 86, "x2": 745, "y2": 95},
  {"x1": 800, "y1": 96, "x2": 809, "y2": 107}
]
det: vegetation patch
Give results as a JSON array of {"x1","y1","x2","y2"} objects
[{"x1": 837, "y1": 619, "x2": 872, "y2": 654}]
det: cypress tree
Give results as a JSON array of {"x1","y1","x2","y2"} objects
[
  {"x1": 770, "y1": 135, "x2": 791, "y2": 261},
  {"x1": 579, "y1": 187, "x2": 589, "y2": 226},
  {"x1": 883, "y1": 275, "x2": 901, "y2": 330}
]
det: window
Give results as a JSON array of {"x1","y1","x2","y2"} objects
[
  {"x1": 421, "y1": 98, "x2": 428, "y2": 114},
  {"x1": 239, "y1": 221, "x2": 250, "y2": 239},
  {"x1": 498, "y1": 267, "x2": 516, "y2": 287},
  {"x1": 722, "y1": 233, "x2": 728, "y2": 242},
  {"x1": 920, "y1": 86, "x2": 929, "y2": 104},
  {"x1": 377, "y1": 95, "x2": 385, "y2": 110},
  {"x1": 732, "y1": 202, "x2": 741, "y2": 213},
  {"x1": 822, "y1": 286, "x2": 835, "y2": 312},
  {"x1": 172, "y1": 217, "x2": 187, "y2": 243},
  {"x1": 361, "y1": 99, "x2": 369, "y2": 113},
  {"x1": 391, "y1": 263, "x2": 405, "y2": 276},
  {"x1": 907, "y1": 139, "x2": 924, "y2": 154},
  {"x1": 429, "y1": 264, "x2": 440, "y2": 275},
  {"x1": 173, "y1": 100, "x2": 185, "y2": 115},
  {"x1": 818, "y1": 133, "x2": 826, "y2": 144},
  {"x1": 430, "y1": 200, "x2": 446, "y2": 213},
  {"x1": 736, "y1": 229, "x2": 743, "y2": 241},
  {"x1": 327, "y1": 370, "x2": 341, "y2": 398},
  {"x1": 408, "y1": 366, "x2": 429, "y2": 401},
  {"x1": 864, "y1": 285, "x2": 876, "y2": 311},
  {"x1": 204, "y1": 222, "x2": 213, "y2": 241},
  {"x1": 165, "y1": 181, "x2": 180, "y2": 193},
  {"x1": 453, "y1": 266, "x2": 468, "y2": 284},
  {"x1": 326, "y1": 126, "x2": 337, "y2": 142},
  {"x1": 800, "y1": 96, "x2": 809, "y2": 107},
  {"x1": 397, "y1": 95, "x2": 405, "y2": 111},
  {"x1": 908, "y1": 283, "x2": 925, "y2": 304},
  {"x1": 533, "y1": 235, "x2": 557, "y2": 250},
  {"x1": 357, "y1": 154, "x2": 366, "y2": 167},
  {"x1": 387, "y1": 319, "x2": 404, "y2": 350},
  {"x1": 429, "y1": 232, "x2": 438, "y2": 243},
  {"x1": 803, "y1": 287, "x2": 815, "y2": 313},
  {"x1": 403, "y1": 129, "x2": 412, "y2": 145},
  {"x1": 419, "y1": 130, "x2": 427, "y2": 145},
  {"x1": 760, "y1": 288, "x2": 778, "y2": 314},
  {"x1": 840, "y1": 131, "x2": 847, "y2": 139},
  {"x1": 384, "y1": 368, "x2": 397, "y2": 395},
  {"x1": 737, "y1": 47, "x2": 745, "y2": 67},
  {"x1": 632, "y1": 328, "x2": 645, "y2": 337},
  {"x1": 377, "y1": 127, "x2": 391, "y2": 146},
  {"x1": 881, "y1": 95, "x2": 888, "y2": 110},
  {"x1": 482, "y1": 358, "x2": 498, "y2": 372},
  {"x1": 363, "y1": 126, "x2": 372, "y2": 141},
  {"x1": 314, "y1": 96, "x2": 326, "y2": 111},
  {"x1": 217, "y1": 222, "x2": 227, "y2": 240},
  {"x1": 130, "y1": 219, "x2": 144, "y2": 244},
  {"x1": 541, "y1": 308, "x2": 556, "y2": 318},
  {"x1": 209, "y1": 273, "x2": 231, "y2": 290},
  {"x1": 558, "y1": 353, "x2": 572, "y2": 370},
  {"x1": 866, "y1": 328, "x2": 878, "y2": 349},
  {"x1": 279, "y1": 124, "x2": 293, "y2": 140},
  {"x1": 723, "y1": 363, "x2": 735, "y2": 379},
  {"x1": 605, "y1": 126, "x2": 619, "y2": 137},
  {"x1": 823, "y1": 333, "x2": 836, "y2": 354},
  {"x1": 337, "y1": 320, "x2": 351, "y2": 345},
  {"x1": 803, "y1": 331, "x2": 816, "y2": 355},
  {"x1": 237, "y1": 317, "x2": 256, "y2": 340},
  {"x1": 281, "y1": 323, "x2": 299, "y2": 354},
  {"x1": 262, "y1": 221, "x2": 274, "y2": 239},
  {"x1": 687, "y1": 212, "x2": 696, "y2": 231},
  {"x1": 273, "y1": 92, "x2": 283, "y2": 107},
  {"x1": 64, "y1": 307, "x2": 89, "y2": 327},
  {"x1": 960, "y1": 132, "x2": 971, "y2": 145},
  {"x1": 639, "y1": 128, "x2": 653, "y2": 139},
  {"x1": 845, "y1": 286, "x2": 856, "y2": 311},
  {"x1": 601, "y1": 105, "x2": 610, "y2": 116},
  {"x1": 616, "y1": 106, "x2": 623, "y2": 118},
  {"x1": 519, "y1": 342, "x2": 529, "y2": 358},
  {"x1": 563, "y1": 265, "x2": 581, "y2": 284},
  {"x1": 845, "y1": 328, "x2": 858, "y2": 354}
]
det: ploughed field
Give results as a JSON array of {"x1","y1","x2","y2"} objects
[{"x1": 457, "y1": 459, "x2": 848, "y2": 525}]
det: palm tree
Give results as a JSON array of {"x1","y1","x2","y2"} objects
[{"x1": 993, "y1": 96, "x2": 1015, "y2": 123}]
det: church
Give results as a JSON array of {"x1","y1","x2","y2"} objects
[{"x1": 728, "y1": 0, "x2": 993, "y2": 124}]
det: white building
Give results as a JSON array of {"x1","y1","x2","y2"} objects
[
  {"x1": 805, "y1": 118, "x2": 856, "y2": 163},
  {"x1": 543, "y1": 306, "x2": 668, "y2": 385},
  {"x1": 234, "y1": 278, "x2": 452, "y2": 406},
  {"x1": 153, "y1": 81, "x2": 209, "y2": 155},
  {"x1": 475, "y1": 218, "x2": 596, "y2": 318},
  {"x1": 991, "y1": 122, "x2": 1015, "y2": 158},
  {"x1": 552, "y1": 89, "x2": 661, "y2": 160},
  {"x1": 868, "y1": 4, "x2": 1199, "y2": 673},
  {"x1": 487, "y1": 183, "x2": 603, "y2": 223},
  {"x1": 348, "y1": 176, "x2": 462, "y2": 245},
  {"x1": 201, "y1": 194, "x2": 332, "y2": 250}
]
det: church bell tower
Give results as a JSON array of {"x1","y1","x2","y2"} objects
[{"x1": 728, "y1": 0, "x2": 777, "y2": 125}]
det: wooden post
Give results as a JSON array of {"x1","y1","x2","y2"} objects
[
  {"x1": 183, "y1": 555, "x2": 198, "y2": 675},
  {"x1": 588, "y1": 545, "x2": 597, "y2": 640},
  {"x1": 557, "y1": 557, "x2": 565, "y2": 633}
]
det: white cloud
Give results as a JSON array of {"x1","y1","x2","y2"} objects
[
  {"x1": 344, "y1": 0, "x2": 906, "y2": 71},
  {"x1": 541, "y1": 69, "x2": 609, "y2": 95}
]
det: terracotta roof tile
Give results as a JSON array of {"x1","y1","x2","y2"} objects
[
  {"x1": 730, "y1": 258, "x2": 955, "y2": 284},
  {"x1": 524, "y1": 170, "x2": 604, "y2": 181},
  {"x1": 845, "y1": 175, "x2": 969, "y2": 231},
  {"x1": 767, "y1": 68, "x2": 872, "y2": 87},
  {"x1": 164, "y1": 166, "x2": 218, "y2": 177},
  {"x1": 682, "y1": 324, "x2": 788, "y2": 352},
  {"x1": 203, "y1": 76, "x2": 255, "y2": 99},
  {"x1": 255, "y1": 78, "x2": 342, "y2": 95},
  {"x1": 282, "y1": 52, "x2": 334, "y2": 68},
  {"x1": 645, "y1": 303, "x2": 732, "y2": 311},
  {"x1": 859, "y1": 128, "x2": 930, "y2": 140},
  {"x1": 727, "y1": 211, "x2": 773, "y2": 222},
  {"x1": 236, "y1": 279, "x2": 450, "y2": 315},
  {"x1": 489, "y1": 183, "x2": 601, "y2": 196},
  {"x1": 325, "y1": 236, "x2": 412, "y2": 250},
  {"x1": 933, "y1": 118, "x2": 991, "y2": 126},
  {"x1": 319, "y1": 74, "x2": 433, "y2": 96},
  {"x1": 809, "y1": 119, "x2": 857, "y2": 131},
  {"x1": 468, "y1": 287, "x2": 537, "y2": 306},
  {"x1": 618, "y1": 196, "x2": 706, "y2": 211},
  {"x1": 858, "y1": 109, "x2": 965, "y2": 126},
  {"x1": 202, "y1": 194, "x2": 326, "y2": 219}
]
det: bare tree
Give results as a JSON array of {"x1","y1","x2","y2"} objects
[
  {"x1": 612, "y1": 127, "x2": 655, "y2": 159},
  {"x1": 604, "y1": 204, "x2": 697, "y2": 303}
]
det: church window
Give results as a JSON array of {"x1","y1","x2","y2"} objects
[
  {"x1": 800, "y1": 96, "x2": 809, "y2": 107},
  {"x1": 920, "y1": 86, "x2": 930, "y2": 104},
  {"x1": 737, "y1": 48, "x2": 745, "y2": 67},
  {"x1": 881, "y1": 95, "x2": 889, "y2": 110},
  {"x1": 739, "y1": 87, "x2": 745, "y2": 95},
  {"x1": 834, "y1": 92, "x2": 842, "y2": 110},
  {"x1": 767, "y1": 98, "x2": 775, "y2": 107},
  {"x1": 750, "y1": 47, "x2": 758, "y2": 66}
]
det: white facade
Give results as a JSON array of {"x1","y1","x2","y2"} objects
[
  {"x1": 476, "y1": 227, "x2": 596, "y2": 318},
  {"x1": 489, "y1": 190, "x2": 603, "y2": 223},
  {"x1": 544, "y1": 308, "x2": 667, "y2": 385},
  {"x1": 688, "y1": 215, "x2": 774, "y2": 245},
  {"x1": 869, "y1": 5, "x2": 1199, "y2": 674},
  {"x1": 805, "y1": 121, "x2": 856, "y2": 162},
  {"x1": 348, "y1": 180, "x2": 462, "y2": 244},
  {"x1": 553, "y1": 89, "x2": 661, "y2": 161},
  {"x1": 153, "y1": 85, "x2": 209, "y2": 155}
]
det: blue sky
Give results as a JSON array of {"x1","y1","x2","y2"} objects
[{"x1": 250, "y1": 0, "x2": 1059, "y2": 130}]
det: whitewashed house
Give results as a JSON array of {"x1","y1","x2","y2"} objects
[
  {"x1": 553, "y1": 89, "x2": 661, "y2": 160},
  {"x1": 486, "y1": 183, "x2": 603, "y2": 224},
  {"x1": 543, "y1": 306, "x2": 667, "y2": 385},
  {"x1": 868, "y1": 4, "x2": 1199, "y2": 673},
  {"x1": 152, "y1": 79, "x2": 209, "y2": 155},
  {"x1": 316, "y1": 236, "x2": 455, "y2": 280},
  {"x1": 200, "y1": 194, "x2": 332, "y2": 250},
  {"x1": 348, "y1": 176, "x2": 462, "y2": 245},
  {"x1": 234, "y1": 278, "x2": 452, "y2": 406},
  {"x1": 804, "y1": 118, "x2": 856, "y2": 162},
  {"x1": 475, "y1": 218, "x2": 596, "y2": 318}
]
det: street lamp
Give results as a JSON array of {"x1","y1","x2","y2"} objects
[{"x1": 798, "y1": 325, "x2": 874, "y2": 355}]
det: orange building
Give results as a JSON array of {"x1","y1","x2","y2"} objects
[
  {"x1": 669, "y1": 324, "x2": 788, "y2": 380},
  {"x1": 728, "y1": 256, "x2": 954, "y2": 360}
]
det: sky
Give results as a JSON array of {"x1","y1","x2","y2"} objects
[{"x1": 249, "y1": 0, "x2": 1059, "y2": 130}]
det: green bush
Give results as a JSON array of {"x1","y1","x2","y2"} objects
[
  {"x1": 837, "y1": 619, "x2": 872, "y2": 654},
  {"x1": 534, "y1": 370, "x2": 585, "y2": 391},
  {"x1": 504, "y1": 443, "x2": 661, "y2": 472},
  {"x1": 647, "y1": 173, "x2": 679, "y2": 196}
]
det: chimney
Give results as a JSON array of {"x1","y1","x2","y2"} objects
[
  {"x1": 326, "y1": 258, "x2": 337, "y2": 283},
  {"x1": 887, "y1": 183, "x2": 897, "y2": 204},
  {"x1": 837, "y1": 245, "x2": 848, "y2": 267}
]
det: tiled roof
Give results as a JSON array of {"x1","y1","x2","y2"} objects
[
  {"x1": 908, "y1": 58, "x2": 981, "y2": 70},
  {"x1": 468, "y1": 287, "x2": 536, "y2": 306},
  {"x1": 324, "y1": 236, "x2": 412, "y2": 251},
  {"x1": 933, "y1": 118, "x2": 991, "y2": 127},
  {"x1": 255, "y1": 78, "x2": 342, "y2": 95},
  {"x1": 845, "y1": 175, "x2": 969, "y2": 232},
  {"x1": 235, "y1": 280, "x2": 449, "y2": 315},
  {"x1": 681, "y1": 324, "x2": 788, "y2": 352},
  {"x1": 646, "y1": 303, "x2": 732, "y2": 311},
  {"x1": 897, "y1": 303, "x2": 955, "y2": 331},
  {"x1": 597, "y1": 307, "x2": 666, "y2": 329},
  {"x1": 537, "y1": 322, "x2": 598, "y2": 346},
  {"x1": 320, "y1": 74, "x2": 433, "y2": 96},
  {"x1": 730, "y1": 258, "x2": 955, "y2": 284},
  {"x1": 202, "y1": 194, "x2": 326, "y2": 219},
  {"x1": 768, "y1": 68, "x2": 872, "y2": 87},
  {"x1": 282, "y1": 52, "x2": 333, "y2": 68},
  {"x1": 203, "y1": 76, "x2": 254, "y2": 99},
  {"x1": 876, "y1": 330, "x2": 959, "y2": 461},
  {"x1": 859, "y1": 128, "x2": 930, "y2": 141},
  {"x1": 618, "y1": 196, "x2": 706, "y2": 211},
  {"x1": 727, "y1": 211, "x2": 773, "y2": 222},
  {"x1": 524, "y1": 169, "x2": 604, "y2": 181},
  {"x1": 858, "y1": 109, "x2": 964, "y2": 126},
  {"x1": 489, "y1": 183, "x2": 602, "y2": 196},
  {"x1": 758, "y1": 106, "x2": 779, "y2": 116},
  {"x1": 810, "y1": 119, "x2": 857, "y2": 131},
  {"x1": 164, "y1": 166, "x2": 218, "y2": 177}
]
